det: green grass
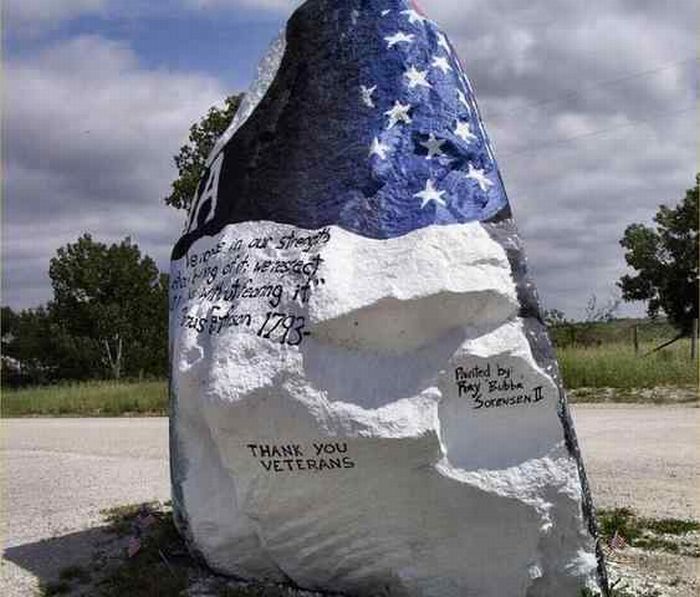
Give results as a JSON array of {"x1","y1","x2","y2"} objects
[
  {"x1": 549, "y1": 318, "x2": 677, "y2": 347},
  {"x1": 597, "y1": 507, "x2": 700, "y2": 558},
  {"x1": 1, "y1": 380, "x2": 168, "y2": 417},
  {"x1": 101, "y1": 502, "x2": 163, "y2": 536},
  {"x1": 557, "y1": 339, "x2": 697, "y2": 389},
  {"x1": 95, "y1": 507, "x2": 189, "y2": 597}
]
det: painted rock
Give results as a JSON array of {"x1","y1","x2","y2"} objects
[{"x1": 169, "y1": 1, "x2": 608, "y2": 595}]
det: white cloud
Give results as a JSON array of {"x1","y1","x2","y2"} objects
[
  {"x1": 2, "y1": 35, "x2": 228, "y2": 307},
  {"x1": 3, "y1": 0, "x2": 105, "y2": 26}
]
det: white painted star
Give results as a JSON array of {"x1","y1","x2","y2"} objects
[
  {"x1": 420, "y1": 134, "x2": 446, "y2": 159},
  {"x1": 360, "y1": 84, "x2": 377, "y2": 108},
  {"x1": 369, "y1": 137, "x2": 390, "y2": 160},
  {"x1": 351, "y1": 9, "x2": 359, "y2": 26},
  {"x1": 401, "y1": 9, "x2": 426, "y2": 25},
  {"x1": 454, "y1": 120, "x2": 477, "y2": 144},
  {"x1": 437, "y1": 32, "x2": 451, "y2": 53},
  {"x1": 457, "y1": 90, "x2": 471, "y2": 111},
  {"x1": 381, "y1": 9, "x2": 391, "y2": 17},
  {"x1": 385, "y1": 31, "x2": 415, "y2": 48},
  {"x1": 465, "y1": 164, "x2": 494, "y2": 192},
  {"x1": 404, "y1": 66, "x2": 431, "y2": 89},
  {"x1": 415, "y1": 179, "x2": 447, "y2": 208},
  {"x1": 431, "y1": 55, "x2": 452, "y2": 74},
  {"x1": 384, "y1": 101, "x2": 412, "y2": 128}
]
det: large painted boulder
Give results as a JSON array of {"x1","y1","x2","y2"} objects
[{"x1": 169, "y1": 1, "x2": 608, "y2": 595}]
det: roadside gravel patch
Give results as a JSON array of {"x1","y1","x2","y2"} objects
[{"x1": 571, "y1": 403, "x2": 700, "y2": 520}]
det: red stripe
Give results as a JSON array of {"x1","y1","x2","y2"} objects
[{"x1": 411, "y1": 0, "x2": 428, "y2": 17}]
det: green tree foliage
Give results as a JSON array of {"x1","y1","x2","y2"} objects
[
  {"x1": 48, "y1": 234, "x2": 168, "y2": 380},
  {"x1": 543, "y1": 308, "x2": 569, "y2": 327},
  {"x1": 164, "y1": 94, "x2": 243, "y2": 211},
  {"x1": 619, "y1": 174, "x2": 699, "y2": 334},
  {"x1": 2, "y1": 306, "x2": 50, "y2": 385},
  {"x1": 2, "y1": 236, "x2": 169, "y2": 386},
  {"x1": 1, "y1": 305, "x2": 95, "y2": 385}
]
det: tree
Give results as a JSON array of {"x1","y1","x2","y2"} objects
[
  {"x1": 1, "y1": 306, "x2": 67, "y2": 385},
  {"x1": 1, "y1": 306, "x2": 19, "y2": 348},
  {"x1": 164, "y1": 94, "x2": 243, "y2": 211},
  {"x1": 543, "y1": 308, "x2": 569, "y2": 327},
  {"x1": 619, "y1": 174, "x2": 699, "y2": 335},
  {"x1": 582, "y1": 294, "x2": 620, "y2": 324},
  {"x1": 48, "y1": 234, "x2": 168, "y2": 380}
]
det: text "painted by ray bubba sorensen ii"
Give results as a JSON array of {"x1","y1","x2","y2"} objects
[{"x1": 455, "y1": 363, "x2": 544, "y2": 410}]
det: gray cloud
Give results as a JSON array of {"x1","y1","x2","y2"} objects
[
  {"x1": 2, "y1": 0, "x2": 697, "y2": 320},
  {"x1": 2, "y1": 35, "x2": 226, "y2": 307},
  {"x1": 419, "y1": 0, "x2": 698, "y2": 317}
]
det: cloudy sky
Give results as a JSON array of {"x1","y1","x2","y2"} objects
[{"x1": 3, "y1": 0, "x2": 697, "y2": 319}]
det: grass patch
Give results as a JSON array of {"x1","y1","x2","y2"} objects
[
  {"x1": 643, "y1": 518, "x2": 700, "y2": 535},
  {"x1": 557, "y1": 340, "x2": 697, "y2": 389},
  {"x1": 597, "y1": 507, "x2": 700, "y2": 558},
  {"x1": 45, "y1": 502, "x2": 341, "y2": 596},
  {"x1": 38, "y1": 502, "x2": 188, "y2": 597},
  {"x1": 96, "y1": 509, "x2": 188, "y2": 597},
  {"x1": 550, "y1": 318, "x2": 677, "y2": 348},
  {"x1": 1, "y1": 380, "x2": 168, "y2": 417},
  {"x1": 101, "y1": 502, "x2": 162, "y2": 537}
]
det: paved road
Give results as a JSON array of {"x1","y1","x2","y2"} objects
[
  {"x1": 1, "y1": 418, "x2": 168, "y2": 595},
  {"x1": 2, "y1": 406, "x2": 698, "y2": 594}
]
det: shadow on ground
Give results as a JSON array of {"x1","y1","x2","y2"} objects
[{"x1": 4, "y1": 525, "x2": 120, "y2": 594}]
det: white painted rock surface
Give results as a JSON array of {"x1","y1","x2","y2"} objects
[{"x1": 169, "y1": 1, "x2": 607, "y2": 595}]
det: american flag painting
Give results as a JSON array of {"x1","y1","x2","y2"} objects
[
  {"x1": 175, "y1": 0, "x2": 509, "y2": 259},
  {"x1": 169, "y1": 1, "x2": 608, "y2": 594}
]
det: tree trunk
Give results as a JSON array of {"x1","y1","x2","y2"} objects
[{"x1": 103, "y1": 334, "x2": 123, "y2": 380}]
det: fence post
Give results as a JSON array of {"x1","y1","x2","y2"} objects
[
  {"x1": 692, "y1": 319, "x2": 698, "y2": 361},
  {"x1": 633, "y1": 325, "x2": 639, "y2": 356}
]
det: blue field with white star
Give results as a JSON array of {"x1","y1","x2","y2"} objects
[{"x1": 176, "y1": 0, "x2": 511, "y2": 259}]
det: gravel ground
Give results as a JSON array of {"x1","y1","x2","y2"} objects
[
  {"x1": 571, "y1": 403, "x2": 700, "y2": 520},
  {"x1": 2, "y1": 405, "x2": 698, "y2": 595}
]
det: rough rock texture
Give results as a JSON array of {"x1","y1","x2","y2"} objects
[{"x1": 169, "y1": 1, "x2": 608, "y2": 595}]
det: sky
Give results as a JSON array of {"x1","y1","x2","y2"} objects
[{"x1": 2, "y1": 0, "x2": 698, "y2": 319}]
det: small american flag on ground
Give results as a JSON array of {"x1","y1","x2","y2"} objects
[
  {"x1": 609, "y1": 530, "x2": 627, "y2": 551},
  {"x1": 137, "y1": 513, "x2": 157, "y2": 529}
]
